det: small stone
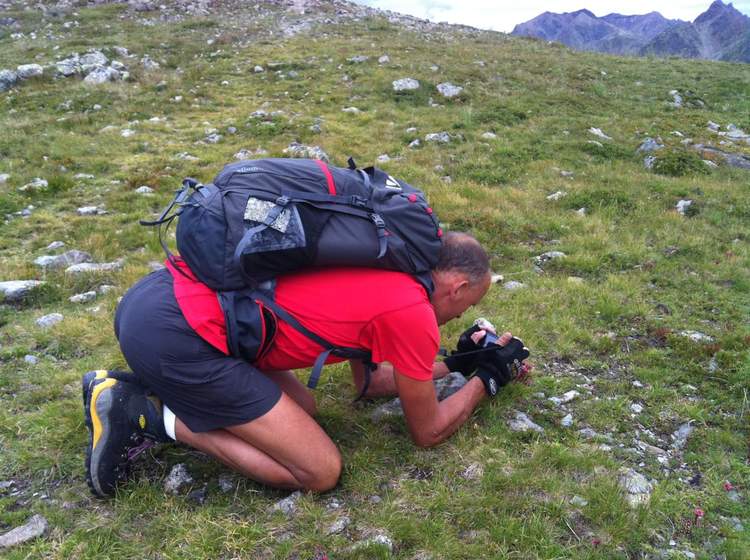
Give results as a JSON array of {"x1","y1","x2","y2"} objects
[
  {"x1": 481, "y1": 132, "x2": 497, "y2": 140},
  {"x1": 534, "y1": 251, "x2": 566, "y2": 266},
  {"x1": 98, "y1": 285, "x2": 115, "y2": 294},
  {"x1": 561, "y1": 414, "x2": 574, "y2": 427},
  {"x1": 272, "y1": 490, "x2": 301, "y2": 517},
  {"x1": 508, "y1": 411, "x2": 544, "y2": 433},
  {"x1": 253, "y1": 65, "x2": 264, "y2": 73},
  {"x1": 378, "y1": 55, "x2": 390, "y2": 64},
  {"x1": 135, "y1": 186, "x2": 154, "y2": 194},
  {"x1": 560, "y1": 170, "x2": 574, "y2": 177},
  {"x1": 376, "y1": 154, "x2": 390, "y2": 163},
  {"x1": 46, "y1": 241, "x2": 65, "y2": 250},
  {"x1": 406, "y1": 127, "x2": 418, "y2": 134},
  {"x1": 435, "y1": 372, "x2": 468, "y2": 400},
  {"x1": 549, "y1": 390, "x2": 579, "y2": 406},
  {"x1": 408, "y1": 139, "x2": 421, "y2": 148},
  {"x1": 121, "y1": 129, "x2": 136, "y2": 138},
  {"x1": 637, "y1": 137, "x2": 664, "y2": 153},
  {"x1": 671, "y1": 422, "x2": 694, "y2": 450},
  {"x1": 36, "y1": 313, "x2": 64, "y2": 329},
  {"x1": 567, "y1": 276, "x2": 584, "y2": 284},
  {"x1": 204, "y1": 133, "x2": 222, "y2": 144},
  {"x1": 425, "y1": 132, "x2": 450, "y2": 144},
  {"x1": 16, "y1": 64, "x2": 43, "y2": 79},
  {"x1": 217, "y1": 474, "x2": 234, "y2": 493},
  {"x1": 643, "y1": 155, "x2": 657, "y2": 169},
  {"x1": 630, "y1": 403, "x2": 644, "y2": 414},
  {"x1": 0, "y1": 280, "x2": 44, "y2": 302},
  {"x1": 369, "y1": 495, "x2": 382, "y2": 504},
  {"x1": 77, "y1": 206, "x2": 101, "y2": 216},
  {"x1": 24, "y1": 355, "x2": 38, "y2": 365},
  {"x1": 503, "y1": 281, "x2": 526, "y2": 291},
  {"x1": 707, "y1": 121, "x2": 720, "y2": 132},
  {"x1": 0, "y1": 173, "x2": 9, "y2": 183},
  {"x1": 34, "y1": 249, "x2": 92, "y2": 270},
  {"x1": 675, "y1": 200, "x2": 693, "y2": 216},
  {"x1": 326, "y1": 515, "x2": 351, "y2": 535},
  {"x1": 65, "y1": 260, "x2": 124, "y2": 274},
  {"x1": 175, "y1": 152, "x2": 198, "y2": 161},
  {"x1": 351, "y1": 534, "x2": 394, "y2": 553},
  {"x1": 0, "y1": 514, "x2": 48, "y2": 549},
  {"x1": 436, "y1": 82, "x2": 463, "y2": 98},
  {"x1": 164, "y1": 463, "x2": 193, "y2": 494},
  {"x1": 490, "y1": 274, "x2": 504, "y2": 284},
  {"x1": 326, "y1": 497, "x2": 343, "y2": 510},
  {"x1": 341, "y1": 106, "x2": 360, "y2": 114},
  {"x1": 619, "y1": 468, "x2": 653, "y2": 507},
  {"x1": 392, "y1": 78, "x2": 420, "y2": 91},
  {"x1": 678, "y1": 330, "x2": 714, "y2": 343},
  {"x1": 283, "y1": 142, "x2": 330, "y2": 162},
  {"x1": 570, "y1": 495, "x2": 588, "y2": 507},
  {"x1": 578, "y1": 428, "x2": 599, "y2": 440},
  {"x1": 371, "y1": 398, "x2": 403, "y2": 422},
  {"x1": 187, "y1": 485, "x2": 207, "y2": 504},
  {"x1": 347, "y1": 55, "x2": 369, "y2": 63},
  {"x1": 0, "y1": 69, "x2": 18, "y2": 91},
  {"x1": 460, "y1": 462, "x2": 484, "y2": 481},
  {"x1": 19, "y1": 177, "x2": 48, "y2": 192},
  {"x1": 546, "y1": 190, "x2": 566, "y2": 201},
  {"x1": 83, "y1": 66, "x2": 120, "y2": 84},
  {"x1": 69, "y1": 291, "x2": 97, "y2": 304},
  {"x1": 588, "y1": 127, "x2": 612, "y2": 140}
]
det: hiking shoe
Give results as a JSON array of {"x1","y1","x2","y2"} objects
[{"x1": 82, "y1": 370, "x2": 169, "y2": 498}]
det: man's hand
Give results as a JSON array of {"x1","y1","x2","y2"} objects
[
  {"x1": 473, "y1": 337, "x2": 531, "y2": 397},
  {"x1": 443, "y1": 324, "x2": 497, "y2": 376}
]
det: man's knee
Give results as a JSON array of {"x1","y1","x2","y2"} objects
[{"x1": 297, "y1": 449, "x2": 342, "y2": 492}]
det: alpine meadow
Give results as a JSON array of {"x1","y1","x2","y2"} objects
[{"x1": 0, "y1": 1, "x2": 749, "y2": 558}]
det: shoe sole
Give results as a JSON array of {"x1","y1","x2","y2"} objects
[{"x1": 82, "y1": 370, "x2": 114, "y2": 497}]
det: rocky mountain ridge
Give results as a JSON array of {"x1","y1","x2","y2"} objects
[{"x1": 512, "y1": 0, "x2": 750, "y2": 63}]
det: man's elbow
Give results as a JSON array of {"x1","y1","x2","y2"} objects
[{"x1": 411, "y1": 430, "x2": 441, "y2": 448}]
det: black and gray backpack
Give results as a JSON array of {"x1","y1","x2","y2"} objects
[{"x1": 143, "y1": 157, "x2": 443, "y2": 395}]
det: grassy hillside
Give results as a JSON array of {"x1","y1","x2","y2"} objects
[{"x1": 0, "y1": 1, "x2": 748, "y2": 558}]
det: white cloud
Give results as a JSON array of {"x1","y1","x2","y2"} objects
[{"x1": 354, "y1": 0, "x2": 750, "y2": 32}]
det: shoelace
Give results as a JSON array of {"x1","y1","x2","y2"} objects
[{"x1": 127, "y1": 439, "x2": 156, "y2": 462}]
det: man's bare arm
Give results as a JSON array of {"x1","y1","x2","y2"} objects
[
  {"x1": 395, "y1": 371, "x2": 486, "y2": 447},
  {"x1": 350, "y1": 360, "x2": 452, "y2": 398}
]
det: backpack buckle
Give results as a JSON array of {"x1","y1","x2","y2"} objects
[
  {"x1": 350, "y1": 195, "x2": 368, "y2": 208},
  {"x1": 370, "y1": 213, "x2": 386, "y2": 229},
  {"x1": 275, "y1": 195, "x2": 290, "y2": 206}
]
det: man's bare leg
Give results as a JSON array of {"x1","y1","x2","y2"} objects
[
  {"x1": 174, "y1": 392, "x2": 340, "y2": 492},
  {"x1": 266, "y1": 369, "x2": 316, "y2": 416}
]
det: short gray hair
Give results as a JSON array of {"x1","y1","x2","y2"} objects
[{"x1": 434, "y1": 232, "x2": 490, "y2": 284}]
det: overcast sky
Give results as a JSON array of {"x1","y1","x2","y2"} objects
[{"x1": 353, "y1": 1, "x2": 750, "y2": 32}]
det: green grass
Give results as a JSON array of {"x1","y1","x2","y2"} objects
[{"x1": 0, "y1": 1, "x2": 749, "y2": 558}]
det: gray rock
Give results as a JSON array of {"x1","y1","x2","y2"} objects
[
  {"x1": 164, "y1": 463, "x2": 193, "y2": 494},
  {"x1": 435, "y1": 371, "x2": 467, "y2": 400},
  {"x1": 561, "y1": 414, "x2": 574, "y2": 427},
  {"x1": 175, "y1": 152, "x2": 199, "y2": 161},
  {"x1": 0, "y1": 69, "x2": 18, "y2": 91},
  {"x1": 0, "y1": 514, "x2": 48, "y2": 549},
  {"x1": 560, "y1": 170, "x2": 574, "y2": 177},
  {"x1": 283, "y1": 142, "x2": 330, "y2": 162},
  {"x1": 83, "y1": 66, "x2": 121, "y2": 85},
  {"x1": 371, "y1": 398, "x2": 403, "y2": 422},
  {"x1": 619, "y1": 468, "x2": 653, "y2": 507},
  {"x1": 16, "y1": 64, "x2": 43, "y2": 79},
  {"x1": 707, "y1": 121, "x2": 721, "y2": 132},
  {"x1": 408, "y1": 139, "x2": 421, "y2": 148},
  {"x1": 546, "y1": 190, "x2": 567, "y2": 201},
  {"x1": 376, "y1": 154, "x2": 390, "y2": 163},
  {"x1": 630, "y1": 403, "x2": 644, "y2": 414},
  {"x1": 0, "y1": 173, "x2": 9, "y2": 183},
  {"x1": 460, "y1": 462, "x2": 483, "y2": 481},
  {"x1": 675, "y1": 200, "x2": 693, "y2": 216},
  {"x1": 65, "y1": 260, "x2": 124, "y2": 274},
  {"x1": 113, "y1": 46, "x2": 129, "y2": 57},
  {"x1": 378, "y1": 55, "x2": 390, "y2": 64},
  {"x1": 341, "y1": 107, "x2": 361, "y2": 114},
  {"x1": 36, "y1": 313, "x2": 64, "y2": 329},
  {"x1": 347, "y1": 55, "x2": 369, "y2": 63},
  {"x1": 637, "y1": 137, "x2": 664, "y2": 153},
  {"x1": 425, "y1": 132, "x2": 451, "y2": 144},
  {"x1": 671, "y1": 422, "x2": 694, "y2": 450},
  {"x1": 0, "y1": 280, "x2": 44, "y2": 302},
  {"x1": 24, "y1": 355, "x2": 38, "y2": 365},
  {"x1": 570, "y1": 495, "x2": 588, "y2": 507},
  {"x1": 135, "y1": 185, "x2": 154, "y2": 194},
  {"x1": 436, "y1": 82, "x2": 463, "y2": 98},
  {"x1": 508, "y1": 411, "x2": 544, "y2": 433},
  {"x1": 141, "y1": 56, "x2": 160, "y2": 71},
  {"x1": 351, "y1": 533, "x2": 394, "y2": 553},
  {"x1": 218, "y1": 474, "x2": 234, "y2": 493},
  {"x1": 548, "y1": 390, "x2": 580, "y2": 406},
  {"x1": 272, "y1": 490, "x2": 302, "y2": 516},
  {"x1": 55, "y1": 57, "x2": 80, "y2": 77},
  {"x1": 578, "y1": 427, "x2": 599, "y2": 439},
  {"x1": 369, "y1": 495, "x2": 382, "y2": 504},
  {"x1": 34, "y1": 249, "x2": 92, "y2": 270},
  {"x1": 481, "y1": 132, "x2": 497, "y2": 140},
  {"x1": 691, "y1": 144, "x2": 750, "y2": 170},
  {"x1": 503, "y1": 281, "x2": 526, "y2": 291},
  {"x1": 534, "y1": 251, "x2": 566, "y2": 266},
  {"x1": 588, "y1": 127, "x2": 612, "y2": 140},
  {"x1": 19, "y1": 177, "x2": 48, "y2": 192},
  {"x1": 678, "y1": 330, "x2": 714, "y2": 343},
  {"x1": 643, "y1": 155, "x2": 657, "y2": 169},
  {"x1": 80, "y1": 51, "x2": 108, "y2": 67},
  {"x1": 204, "y1": 133, "x2": 222, "y2": 144},
  {"x1": 69, "y1": 291, "x2": 97, "y2": 304},
  {"x1": 669, "y1": 90, "x2": 683, "y2": 108},
  {"x1": 392, "y1": 78, "x2": 420, "y2": 91},
  {"x1": 326, "y1": 515, "x2": 351, "y2": 535},
  {"x1": 111, "y1": 60, "x2": 126, "y2": 71},
  {"x1": 253, "y1": 65, "x2": 264, "y2": 73},
  {"x1": 74, "y1": 173, "x2": 95, "y2": 180},
  {"x1": 187, "y1": 485, "x2": 207, "y2": 504},
  {"x1": 76, "y1": 206, "x2": 101, "y2": 216}
]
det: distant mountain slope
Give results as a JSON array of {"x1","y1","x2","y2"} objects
[{"x1": 512, "y1": 0, "x2": 750, "y2": 63}]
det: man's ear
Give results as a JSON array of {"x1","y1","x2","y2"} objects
[{"x1": 451, "y1": 277, "x2": 470, "y2": 299}]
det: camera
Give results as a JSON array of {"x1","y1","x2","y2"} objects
[{"x1": 473, "y1": 317, "x2": 498, "y2": 347}]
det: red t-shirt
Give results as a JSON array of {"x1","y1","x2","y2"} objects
[{"x1": 167, "y1": 259, "x2": 439, "y2": 381}]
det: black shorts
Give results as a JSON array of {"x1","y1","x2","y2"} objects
[{"x1": 114, "y1": 269, "x2": 282, "y2": 433}]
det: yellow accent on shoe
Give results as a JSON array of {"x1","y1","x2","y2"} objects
[
  {"x1": 139, "y1": 414, "x2": 146, "y2": 430},
  {"x1": 90, "y1": 378, "x2": 117, "y2": 450},
  {"x1": 95, "y1": 370, "x2": 108, "y2": 379}
]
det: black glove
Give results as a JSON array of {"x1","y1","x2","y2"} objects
[
  {"x1": 474, "y1": 337, "x2": 530, "y2": 397},
  {"x1": 443, "y1": 324, "x2": 484, "y2": 376}
]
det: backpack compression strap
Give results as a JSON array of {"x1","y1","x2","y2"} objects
[{"x1": 250, "y1": 291, "x2": 374, "y2": 395}]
